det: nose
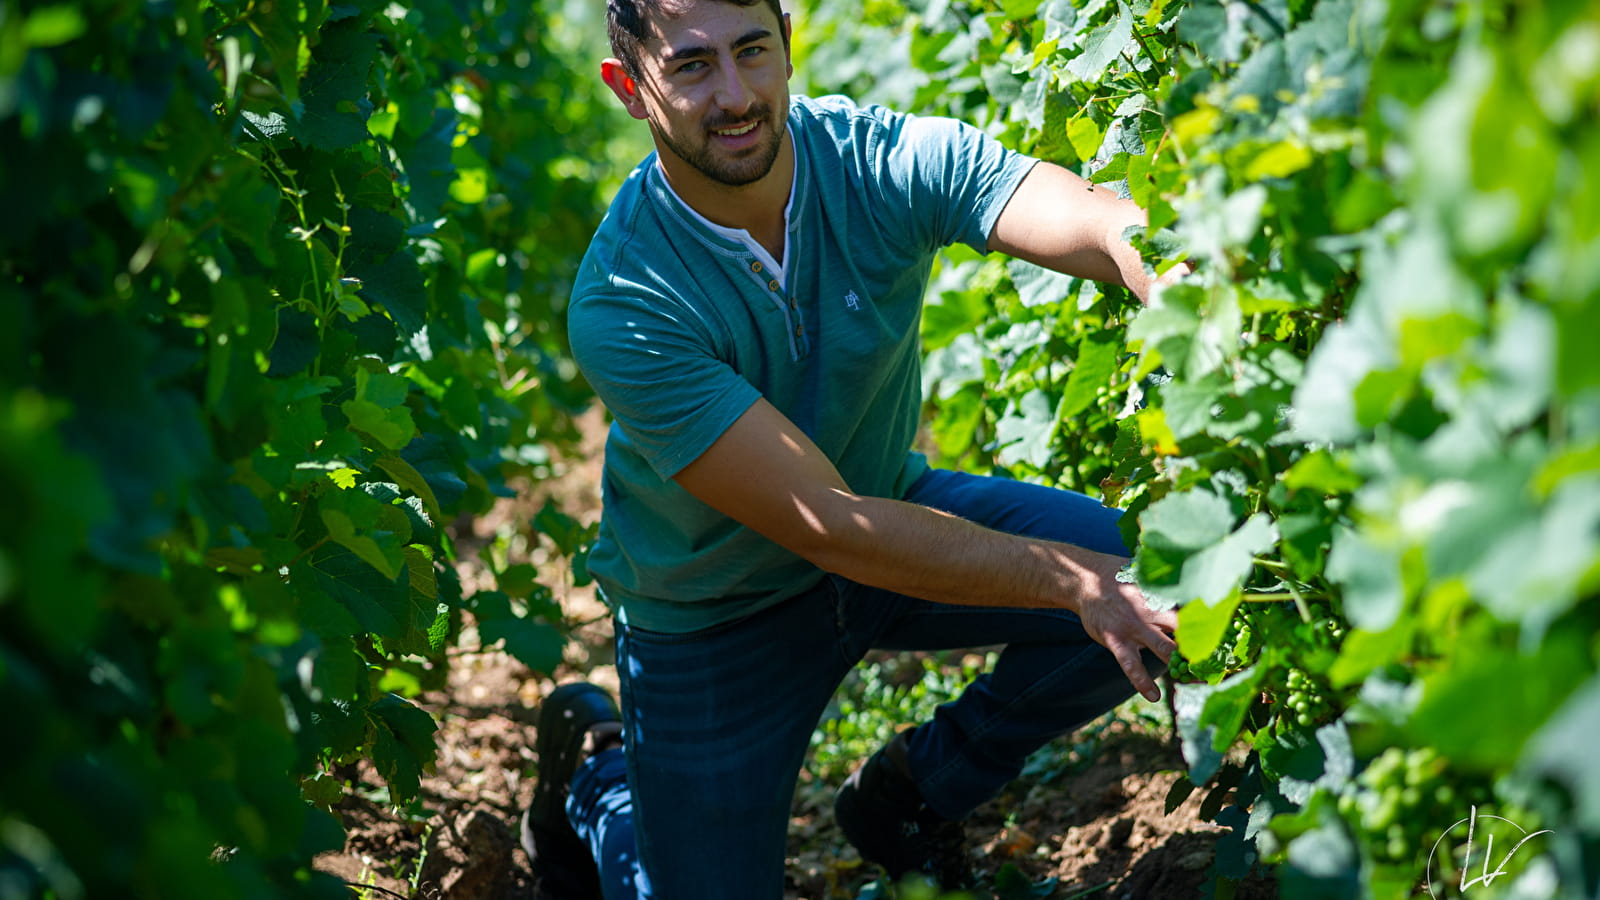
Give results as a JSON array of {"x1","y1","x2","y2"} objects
[{"x1": 712, "y1": 61, "x2": 753, "y2": 114}]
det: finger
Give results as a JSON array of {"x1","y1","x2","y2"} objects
[
  {"x1": 1145, "y1": 606, "x2": 1179, "y2": 634},
  {"x1": 1109, "y1": 636, "x2": 1160, "y2": 703},
  {"x1": 1144, "y1": 627, "x2": 1178, "y2": 663}
]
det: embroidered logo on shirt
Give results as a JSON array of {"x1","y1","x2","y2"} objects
[{"x1": 844, "y1": 290, "x2": 861, "y2": 311}]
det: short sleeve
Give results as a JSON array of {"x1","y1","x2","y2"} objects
[
  {"x1": 869, "y1": 109, "x2": 1038, "y2": 254},
  {"x1": 569, "y1": 291, "x2": 761, "y2": 480}
]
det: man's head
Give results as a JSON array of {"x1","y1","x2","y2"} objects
[
  {"x1": 602, "y1": 0, "x2": 793, "y2": 189},
  {"x1": 607, "y1": 0, "x2": 788, "y2": 81}
]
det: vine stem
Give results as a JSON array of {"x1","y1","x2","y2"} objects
[
  {"x1": 341, "y1": 880, "x2": 412, "y2": 900},
  {"x1": 285, "y1": 535, "x2": 332, "y2": 570},
  {"x1": 1240, "y1": 591, "x2": 1329, "y2": 604}
]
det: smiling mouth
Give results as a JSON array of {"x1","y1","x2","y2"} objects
[{"x1": 712, "y1": 121, "x2": 759, "y2": 137}]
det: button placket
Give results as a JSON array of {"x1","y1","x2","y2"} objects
[{"x1": 749, "y1": 259, "x2": 805, "y2": 359}]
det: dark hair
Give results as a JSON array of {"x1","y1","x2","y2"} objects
[{"x1": 607, "y1": 0, "x2": 787, "y2": 79}]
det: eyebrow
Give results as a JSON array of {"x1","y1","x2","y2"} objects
[{"x1": 662, "y1": 28, "x2": 774, "y2": 66}]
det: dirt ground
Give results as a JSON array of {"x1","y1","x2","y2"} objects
[{"x1": 314, "y1": 410, "x2": 1279, "y2": 899}]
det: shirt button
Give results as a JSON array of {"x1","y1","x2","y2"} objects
[
  {"x1": 768, "y1": 279, "x2": 781, "y2": 291},
  {"x1": 751, "y1": 261, "x2": 763, "y2": 273}
]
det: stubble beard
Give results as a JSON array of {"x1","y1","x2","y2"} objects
[{"x1": 655, "y1": 103, "x2": 784, "y2": 187}]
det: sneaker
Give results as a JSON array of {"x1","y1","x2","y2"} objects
[
  {"x1": 521, "y1": 682, "x2": 623, "y2": 900},
  {"x1": 834, "y1": 731, "x2": 974, "y2": 889}
]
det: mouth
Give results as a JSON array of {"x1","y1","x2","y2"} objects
[{"x1": 712, "y1": 121, "x2": 759, "y2": 137}]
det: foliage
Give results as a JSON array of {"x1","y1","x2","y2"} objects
[
  {"x1": 798, "y1": 0, "x2": 1600, "y2": 895},
  {"x1": 811, "y1": 652, "x2": 994, "y2": 783},
  {"x1": 0, "y1": 0, "x2": 610, "y2": 895}
]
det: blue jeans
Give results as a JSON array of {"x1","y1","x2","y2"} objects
[{"x1": 566, "y1": 468, "x2": 1155, "y2": 899}]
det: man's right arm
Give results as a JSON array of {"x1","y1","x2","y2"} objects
[{"x1": 673, "y1": 397, "x2": 1178, "y2": 702}]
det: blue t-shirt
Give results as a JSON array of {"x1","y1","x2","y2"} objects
[{"x1": 568, "y1": 94, "x2": 1037, "y2": 633}]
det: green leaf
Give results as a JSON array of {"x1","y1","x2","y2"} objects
[
  {"x1": 1280, "y1": 804, "x2": 1362, "y2": 899},
  {"x1": 299, "y1": 547, "x2": 409, "y2": 639},
  {"x1": 1466, "y1": 479, "x2": 1600, "y2": 638},
  {"x1": 1059, "y1": 334, "x2": 1120, "y2": 420},
  {"x1": 1520, "y1": 669, "x2": 1600, "y2": 833},
  {"x1": 320, "y1": 488, "x2": 408, "y2": 579},
  {"x1": 1325, "y1": 525, "x2": 1404, "y2": 631},
  {"x1": 369, "y1": 694, "x2": 438, "y2": 803},
  {"x1": 1176, "y1": 589, "x2": 1243, "y2": 660},
  {"x1": 252, "y1": 0, "x2": 307, "y2": 106},
  {"x1": 1006, "y1": 258, "x2": 1076, "y2": 308},
  {"x1": 1141, "y1": 489, "x2": 1236, "y2": 552},
  {"x1": 353, "y1": 250, "x2": 428, "y2": 337},
  {"x1": 533, "y1": 498, "x2": 591, "y2": 557},
  {"x1": 375, "y1": 454, "x2": 442, "y2": 522},
  {"x1": 23, "y1": 6, "x2": 87, "y2": 47},
  {"x1": 1172, "y1": 514, "x2": 1276, "y2": 606},
  {"x1": 1266, "y1": 721, "x2": 1353, "y2": 805},
  {"x1": 354, "y1": 366, "x2": 409, "y2": 408},
  {"x1": 1176, "y1": 665, "x2": 1264, "y2": 781},
  {"x1": 1244, "y1": 140, "x2": 1312, "y2": 180},
  {"x1": 996, "y1": 389, "x2": 1057, "y2": 469},
  {"x1": 342, "y1": 398, "x2": 416, "y2": 450},
  {"x1": 1282, "y1": 450, "x2": 1361, "y2": 495},
  {"x1": 930, "y1": 385, "x2": 985, "y2": 459},
  {"x1": 1177, "y1": 1, "x2": 1251, "y2": 64},
  {"x1": 1067, "y1": 115, "x2": 1104, "y2": 163},
  {"x1": 1327, "y1": 619, "x2": 1414, "y2": 688},
  {"x1": 1065, "y1": 2, "x2": 1133, "y2": 83},
  {"x1": 477, "y1": 615, "x2": 565, "y2": 675},
  {"x1": 1411, "y1": 628, "x2": 1591, "y2": 771},
  {"x1": 298, "y1": 22, "x2": 379, "y2": 150}
]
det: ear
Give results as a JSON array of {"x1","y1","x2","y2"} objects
[
  {"x1": 783, "y1": 13, "x2": 795, "y2": 78},
  {"x1": 601, "y1": 58, "x2": 649, "y2": 120}
]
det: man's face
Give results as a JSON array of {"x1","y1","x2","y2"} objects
[{"x1": 617, "y1": 2, "x2": 792, "y2": 187}]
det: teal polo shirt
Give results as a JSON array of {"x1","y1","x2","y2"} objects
[{"x1": 567, "y1": 94, "x2": 1037, "y2": 633}]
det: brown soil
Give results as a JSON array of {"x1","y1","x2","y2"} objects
[{"x1": 314, "y1": 410, "x2": 1279, "y2": 899}]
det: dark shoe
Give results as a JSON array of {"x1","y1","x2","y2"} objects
[
  {"x1": 521, "y1": 682, "x2": 622, "y2": 900},
  {"x1": 834, "y1": 731, "x2": 974, "y2": 889}
]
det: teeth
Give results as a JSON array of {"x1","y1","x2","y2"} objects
[{"x1": 715, "y1": 122, "x2": 757, "y2": 136}]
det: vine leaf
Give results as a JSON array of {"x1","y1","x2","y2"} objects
[
  {"x1": 1065, "y1": 1, "x2": 1133, "y2": 83},
  {"x1": 473, "y1": 590, "x2": 565, "y2": 675},
  {"x1": 369, "y1": 694, "x2": 439, "y2": 803},
  {"x1": 298, "y1": 21, "x2": 378, "y2": 150},
  {"x1": 1059, "y1": 334, "x2": 1120, "y2": 420},
  {"x1": 1176, "y1": 665, "x2": 1264, "y2": 782}
]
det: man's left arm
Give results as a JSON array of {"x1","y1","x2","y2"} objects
[{"x1": 986, "y1": 161, "x2": 1178, "y2": 303}]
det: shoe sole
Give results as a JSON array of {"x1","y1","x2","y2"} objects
[{"x1": 524, "y1": 683, "x2": 621, "y2": 900}]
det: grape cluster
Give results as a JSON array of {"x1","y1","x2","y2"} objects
[
  {"x1": 1278, "y1": 667, "x2": 1331, "y2": 729},
  {"x1": 1337, "y1": 747, "x2": 1484, "y2": 864}
]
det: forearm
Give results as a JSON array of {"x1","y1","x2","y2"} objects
[
  {"x1": 988, "y1": 162, "x2": 1185, "y2": 305},
  {"x1": 794, "y1": 490, "x2": 1126, "y2": 613}
]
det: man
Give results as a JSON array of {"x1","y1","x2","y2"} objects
[{"x1": 521, "y1": 0, "x2": 1180, "y2": 897}]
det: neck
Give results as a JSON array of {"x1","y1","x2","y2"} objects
[{"x1": 657, "y1": 129, "x2": 794, "y2": 258}]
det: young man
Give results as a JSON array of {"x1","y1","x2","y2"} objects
[{"x1": 522, "y1": 0, "x2": 1180, "y2": 897}]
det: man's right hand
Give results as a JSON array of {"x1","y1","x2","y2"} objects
[
  {"x1": 673, "y1": 397, "x2": 1179, "y2": 702},
  {"x1": 1064, "y1": 550, "x2": 1178, "y2": 703}
]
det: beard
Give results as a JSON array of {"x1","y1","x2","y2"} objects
[{"x1": 653, "y1": 102, "x2": 785, "y2": 187}]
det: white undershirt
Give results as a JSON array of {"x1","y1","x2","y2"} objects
[{"x1": 657, "y1": 133, "x2": 797, "y2": 283}]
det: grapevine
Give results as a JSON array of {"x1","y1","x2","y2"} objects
[{"x1": 799, "y1": 0, "x2": 1600, "y2": 895}]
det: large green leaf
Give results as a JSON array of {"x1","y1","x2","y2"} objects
[
  {"x1": 1064, "y1": 1, "x2": 1133, "y2": 83},
  {"x1": 369, "y1": 694, "x2": 438, "y2": 803},
  {"x1": 1520, "y1": 669, "x2": 1600, "y2": 833},
  {"x1": 297, "y1": 21, "x2": 378, "y2": 150},
  {"x1": 1176, "y1": 665, "x2": 1265, "y2": 781}
]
